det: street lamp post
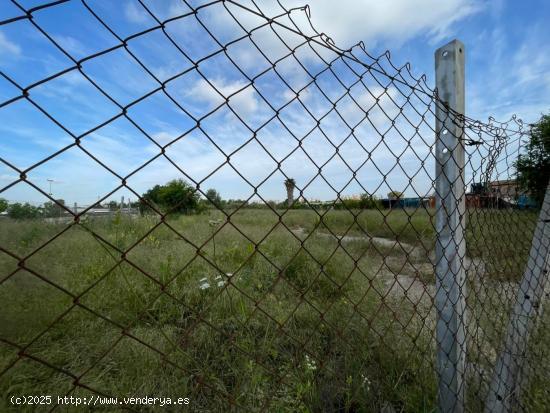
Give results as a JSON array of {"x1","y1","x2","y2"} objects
[{"x1": 47, "y1": 179, "x2": 54, "y2": 197}]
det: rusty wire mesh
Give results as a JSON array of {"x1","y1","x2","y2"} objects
[{"x1": 0, "y1": 0, "x2": 548, "y2": 412}]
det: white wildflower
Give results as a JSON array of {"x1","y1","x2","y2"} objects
[
  {"x1": 361, "y1": 373, "x2": 371, "y2": 389},
  {"x1": 304, "y1": 354, "x2": 317, "y2": 371},
  {"x1": 199, "y1": 277, "x2": 210, "y2": 290}
]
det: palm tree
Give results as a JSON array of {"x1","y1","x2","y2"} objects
[{"x1": 284, "y1": 178, "x2": 296, "y2": 206}]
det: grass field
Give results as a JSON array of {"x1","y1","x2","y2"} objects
[{"x1": 0, "y1": 207, "x2": 545, "y2": 412}]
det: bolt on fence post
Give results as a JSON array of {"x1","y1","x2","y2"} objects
[
  {"x1": 485, "y1": 182, "x2": 550, "y2": 412},
  {"x1": 434, "y1": 39, "x2": 467, "y2": 413}
]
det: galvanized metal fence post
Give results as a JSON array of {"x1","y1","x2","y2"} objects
[
  {"x1": 435, "y1": 39, "x2": 467, "y2": 413},
  {"x1": 485, "y1": 182, "x2": 550, "y2": 412}
]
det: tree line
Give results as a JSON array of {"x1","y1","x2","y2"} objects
[
  {"x1": 138, "y1": 179, "x2": 383, "y2": 213},
  {"x1": 0, "y1": 200, "x2": 68, "y2": 219}
]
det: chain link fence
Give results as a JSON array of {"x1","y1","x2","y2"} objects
[{"x1": 0, "y1": 1, "x2": 548, "y2": 411}]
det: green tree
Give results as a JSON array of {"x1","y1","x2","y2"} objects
[
  {"x1": 7, "y1": 202, "x2": 41, "y2": 219},
  {"x1": 205, "y1": 188, "x2": 223, "y2": 208},
  {"x1": 0, "y1": 198, "x2": 7, "y2": 213},
  {"x1": 43, "y1": 199, "x2": 65, "y2": 217},
  {"x1": 141, "y1": 179, "x2": 201, "y2": 214},
  {"x1": 515, "y1": 113, "x2": 550, "y2": 205},
  {"x1": 360, "y1": 194, "x2": 382, "y2": 209}
]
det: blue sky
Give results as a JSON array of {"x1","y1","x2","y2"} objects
[{"x1": 0, "y1": 0, "x2": 548, "y2": 206}]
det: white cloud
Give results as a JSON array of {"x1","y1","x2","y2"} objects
[
  {"x1": 513, "y1": 44, "x2": 550, "y2": 90},
  {"x1": 124, "y1": 1, "x2": 148, "y2": 24},
  {"x1": 282, "y1": 88, "x2": 311, "y2": 103},
  {"x1": 151, "y1": 131, "x2": 177, "y2": 146},
  {"x1": 468, "y1": 23, "x2": 550, "y2": 124},
  {"x1": 0, "y1": 32, "x2": 21, "y2": 56},
  {"x1": 0, "y1": 174, "x2": 17, "y2": 181},
  {"x1": 188, "y1": 78, "x2": 258, "y2": 115},
  {"x1": 239, "y1": 0, "x2": 482, "y2": 48},
  {"x1": 51, "y1": 35, "x2": 87, "y2": 57}
]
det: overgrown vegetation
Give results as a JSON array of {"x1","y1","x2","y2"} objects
[
  {"x1": 0, "y1": 208, "x2": 544, "y2": 412},
  {"x1": 0, "y1": 199, "x2": 67, "y2": 219},
  {"x1": 140, "y1": 179, "x2": 203, "y2": 215}
]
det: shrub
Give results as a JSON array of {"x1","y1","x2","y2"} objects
[
  {"x1": 360, "y1": 194, "x2": 383, "y2": 209},
  {"x1": 7, "y1": 202, "x2": 42, "y2": 219},
  {"x1": 332, "y1": 195, "x2": 382, "y2": 210},
  {"x1": 141, "y1": 179, "x2": 201, "y2": 215},
  {"x1": 42, "y1": 200, "x2": 66, "y2": 217},
  {"x1": 204, "y1": 188, "x2": 223, "y2": 208}
]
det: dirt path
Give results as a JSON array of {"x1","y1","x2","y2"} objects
[
  {"x1": 289, "y1": 227, "x2": 501, "y2": 307},
  {"x1": 290, "y1": 227, "x2": 434, "y2": 303},
  {"x1": 290, "y1": 226, "x2": 422, "y2": 257}
]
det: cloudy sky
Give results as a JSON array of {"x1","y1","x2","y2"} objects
[{"x1": 0, "y1": 0, "x2": 548, "y2": 205}]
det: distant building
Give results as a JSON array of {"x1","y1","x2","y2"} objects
[
  {"x1": 381, "y1": 196, "x2": 433, "y2": 209},
  {"x1": 489, "y1": 179, "x2": 520, "y2": 199},
  {"x1": 466, "y1": 179, "x2": 536, "y2": 209}
]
